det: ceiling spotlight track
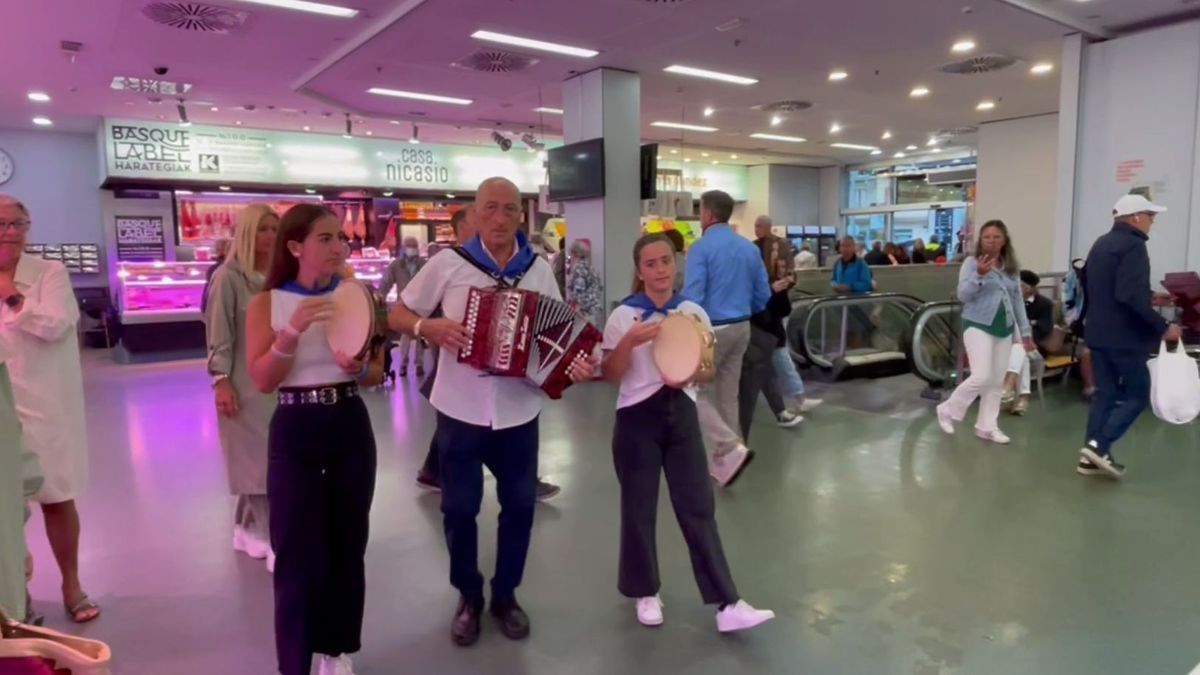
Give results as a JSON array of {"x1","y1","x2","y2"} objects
[
  {"x1": 343, "y1": 112, "x2": 352, "y2": 138},
  {"x1": 409, "y1": 124, "x2": 420, "y2": 144},
  {"x1": 491, "y1": 130, "x2": 513, "y2": 152},
  {"x1": 176, "y1": 99, "x2": 191, "y2": 127}
]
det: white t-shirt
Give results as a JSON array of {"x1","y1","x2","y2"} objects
[
  {"x1": 602, "y1": 301, "x2": 711, "y2": 410},
  {"x1": 400, "y1": 244, "x2": 561, "y2": 430}
]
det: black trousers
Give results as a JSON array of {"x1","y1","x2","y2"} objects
[
  {"x1": 419, "y1": 362, "x2": 440, "y2": 477},
  {"x1": 612, "y1": 387, "x2": 739, "y2": 605},
  {"x1": 436, "y1": 412, "x2": 538, "y2": 603},
  {"x1": 268, "y1": 397, "x2": 377, "y2": 675},
  {"x1": 739, "y1": 325, "x2": 786, "y2": 441}
]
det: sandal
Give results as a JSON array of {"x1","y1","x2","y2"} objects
[{"x1": 65, "y1": 595, "x2": 101, "y2": 624}]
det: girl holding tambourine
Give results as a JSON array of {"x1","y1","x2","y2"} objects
[
  {"x1": 245, "y1": 204, "x2": 384, "y2": 675},
  {"x1": 601, "y1": 233, "x2": 775, "y2": 633}
]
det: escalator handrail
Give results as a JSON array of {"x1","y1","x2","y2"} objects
[
  {"x1": 788, "y1": 292, "x2": 926, "y2": 369},
  {"x1": 904, "y1": 300, "x2": 962, "y2": 387}
]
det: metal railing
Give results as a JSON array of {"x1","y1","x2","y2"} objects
[
  {"x1": 786, "y1": 292, "x2": 924, "y2": 369},
  {"x1": 903, "y1": 301, "x2": 963, "y2": 388}
]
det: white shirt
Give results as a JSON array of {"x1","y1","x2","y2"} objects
[
  {"x1": 602, "y1": 301, "x2": 711, "y2": 410},
  {"x1": 0, "y1": 255, "x2": 87, "y2": 503},
  {"x1": 401, "y1": 244, "x2": 561, "y2": 430},
  {"x1": 795, "y1": 249, "x2": 818, "y2": 270},
  {"x1": 270, "y1": 287, "x2": 353, "y2": 388}
]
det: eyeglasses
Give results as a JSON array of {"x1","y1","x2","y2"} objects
[{"x1": 0, "y1": 220, "x2": 30, "y2": 233}]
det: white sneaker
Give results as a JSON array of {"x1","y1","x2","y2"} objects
[
  {"x1": 636, "y1": 595, "x2": 664, "y2": 627},
  {"x1": 935, "y1": 403, "x2": 955, "y2": 435},
  {"x1": 975, "y1": 428, "x2": 1011, "y2": 445},
  {"x1": 266, "y1": 549, "x2": 276, "y2": 574},
  {"x1": 716, "y1": 599, "x2": 775, "y2": 633},
  {"x1": 797, "y1": 398, "x2": 824, "y2": 413},
  {"x1": 776, "y1": 411, "x2": 804, "y2": 428},
  {"x1": 233, "y1": 527, "x2": 269, "y2": 560},
  {"x1": 316, "y1": 654, "x2": 355, "y2": 675},
  {"x1": 710, "y1": 445, "x2": 754, "y2": 488}
]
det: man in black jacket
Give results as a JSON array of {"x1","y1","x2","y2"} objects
[{"x1": 1078, "y1": 194, "x2": 1181, "y2": 479}]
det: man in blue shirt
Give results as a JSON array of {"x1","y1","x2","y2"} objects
[
  {"x1": 1078, "y1": 194, "x2": 1181, "y2": 480},
  {"x1": 684, "y1": 190, "x2": 771, "y2": 487},
  {"x1": 831, "y1": 236, "x2": 873, "y2": 294}
]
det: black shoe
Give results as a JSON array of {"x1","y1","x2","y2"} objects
[
  {"x1": 416, "y1": 471, "x2": 442, "y2": 493},
  {"x1": 490, "y1": 597, "x2": 531, "y2": 640},
  {"x1": 1080, "y1": 443, "x2": 1125, "y2": 479},
  {"x1": 1076, "y1": 459, "x2": 1106, "y2": 476},
  {"x1": 451, "y1": 596, "x2": 483, "y2": 647},
  {"x1": 535, "y1": 479, "x2": 560, "y2": 502}
]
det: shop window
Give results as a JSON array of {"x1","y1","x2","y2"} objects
[{"x1": 848, "y1": 170, "x2": 892, "y2": 208}]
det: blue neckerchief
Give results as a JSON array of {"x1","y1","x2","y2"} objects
[
  {"x1": 621, "y1": 292, "x2": 684, "y2": 321},
  {"x1": 280, "y1": 275, "x2": 340, "y2": 296},
  {"x1": 461, "y1": 231, "x2": 536, "y2": 280}
]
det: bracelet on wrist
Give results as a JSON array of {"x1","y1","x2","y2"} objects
[
  {"x1": 270, "y1": 344, "x2": 296, "y2": 359},
  {"x1": 413, "y1": 318, "x2": 424, "y2": 338}
]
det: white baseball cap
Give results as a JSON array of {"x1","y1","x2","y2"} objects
[{"x1": 1113, "y1": 193, "x2": 1167, "y2": 217}]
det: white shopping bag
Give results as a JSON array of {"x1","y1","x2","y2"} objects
[{"x1": 1148, "y1": 341, "x2": 1200, "y2": 425}]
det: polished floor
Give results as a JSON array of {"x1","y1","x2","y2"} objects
[{"x1": 23, "y1": 351, "x2": 1200, "y2": 675}]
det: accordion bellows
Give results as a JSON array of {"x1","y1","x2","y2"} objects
[{"x1": 459, "y1": 287, "x2": 602, "y2": 399}]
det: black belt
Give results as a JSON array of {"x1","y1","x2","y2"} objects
[{"x1": 278, "y1": 382, "x2": 359, "y2": 406}]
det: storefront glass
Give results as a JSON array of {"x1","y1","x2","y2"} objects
[
  {"x1": 848, "y1": 170, "x2": 892, "y2": 208},
  {"x1": 845, "y1": 214, "x2": 887, "y2": 248}
]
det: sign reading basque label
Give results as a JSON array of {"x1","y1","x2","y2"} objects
[
  {"x1": 114, "y1": 215, "x2": 166, "y2": 261},
  {"x1": 101, "y1": 119, "x2": 547, "y2": 193}
]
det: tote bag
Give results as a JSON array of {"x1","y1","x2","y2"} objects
[{"x1": 1148, "y1": 341, "x2": 1200, "y2": 425}]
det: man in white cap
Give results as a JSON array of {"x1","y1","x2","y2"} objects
[{"x1": 1077, "y1": 193, "x2": 1181, "y2": 479}]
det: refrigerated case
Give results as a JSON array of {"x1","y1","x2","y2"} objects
[{"x1": 786, "y1": 226, "x2": 839, "y2": 267}]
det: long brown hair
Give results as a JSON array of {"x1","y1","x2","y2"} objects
[
  {"x1": 264, "y1": 203, "x2": 337, "y2": 291},
  {"x1": 973, "y1": 219, "x2": 1020, "y2": 276},
  {"x1": 630, "y1": 233, "x2": 674, "y2": 293}
]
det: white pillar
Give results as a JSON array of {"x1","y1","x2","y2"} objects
[
  {"x1": 1053, "y1": 33, "x2": 1086, "y2": 267},
  {"x1": 562, "y1": 68, "x2": 640, "y2": 315}
]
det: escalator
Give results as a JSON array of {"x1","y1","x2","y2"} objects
[
  {"x1": 902, "y1": 301, "x2": 963, "y2": 390},
  {"x1": 786, "y1": 292, "x2": 924, "y2": 379}
]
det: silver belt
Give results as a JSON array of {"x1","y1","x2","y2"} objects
[{"x1": 277, "y1": 384, "x2": 358, "y2": 406}]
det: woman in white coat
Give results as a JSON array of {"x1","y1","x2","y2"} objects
[{"x1": 0, "y1": 195, "x2": 95, "y2": 623}]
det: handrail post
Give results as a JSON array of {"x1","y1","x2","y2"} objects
[{"x1": 839, "y1": 305, "x2": 849, "y2": 359}]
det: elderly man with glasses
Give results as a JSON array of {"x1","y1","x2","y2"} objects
[{"x1": 0, "y1": 194, "x2": 96, "y2": 624}]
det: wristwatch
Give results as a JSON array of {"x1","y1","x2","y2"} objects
[{"x1": 3, "y1": 293, "x2": 23, "y2": 309}]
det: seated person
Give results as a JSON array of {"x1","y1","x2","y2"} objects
[{"x1": 1002, "y1": 270, "x2": 1056, "y2": 414}]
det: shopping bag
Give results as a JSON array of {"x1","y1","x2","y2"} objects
[
  {"x1": 0, "y1": 608, "x2": 112, "y2": 675},
  {"x1": 1148, "y1": 341, "x2": 1200, "y2": 425}
]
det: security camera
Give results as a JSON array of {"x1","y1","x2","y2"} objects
[
  {"x1": 154, "y1": 66, "x2": 169, "y2": 76},
  {"x1": 491, "y1": 131, "x2": 513, "y2": 152}
]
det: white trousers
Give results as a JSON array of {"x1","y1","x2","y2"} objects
[
  {"x1": 944, "y1": 328, "x2": 1012, "y2": 433},
  {"x1": 1006, "y1": 343, "x2": 1042, "y2": 396}
]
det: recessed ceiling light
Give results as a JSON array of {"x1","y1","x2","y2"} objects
[
  {"x1": 952, "y1": 39, "x2": 976, "y2": 54},
  {"x1": 235, "y1": 120, "x2": 243, "y2": 125},
  {"x1": 976, "y1": 99, "x2": 996, "y2": 111},
  {"x1": 1031, "y1": 62, "x2": 1054, "y2": 75},
  {"x1": 906, "y1": 144, "x2": 918, "y2": 151},
  {"x1": 231, "y1": 0, "x2": 358, "y2": 18},
  {"x1": 931, "y1": 148, "x2": 943, "y2": 153},
  {"x1": 303, "y1": 125, "x2": 311, "y2": 131},
  {"x1": 471, "y1": 30, "x2": 598, "y2": 58},
  {"x1": 730, "y1": 154, "x2": 738, "y2": 159},
  {"x1": 910, "y1": 86, "x2": 931, "y2": 98},
  {"x1": 219, "y1": 185, "x2": 231, "y2": 191},
  {"x1": 27, "y1": 91, "x2": 50, "y2": 103},
  {"x1": 831, "y1": 142, "x2": 879, "y2": 151},
  {"x1": 663, "y1": 65, "x2": 758, "y2": 85},
  {"x1": 32, "y1": 116, "x2": 52, "y2": 126},
  {"x1": 534, "y1": 107, "x2": 564, "y2": 115},
  {"x1": 656, "y1": 155, "x2": 663, "y2": 160},
  {"x1": 894, "y1": 152, "x2": 907, "y2": 158},
  {"x1": 703, "y1": 106, "x2": 715, "y2": 117},
  {"x1": 381, "y1": 190, "x2": 393, "y2": 196},
  {"x1": 870, "y1": 149, "x2": 883, "y2": 156},
  {"x1": 684, "y1": 157, "x2": 692, "y2": 163},
  {"x1": 770, "y1": 115, "x2": 783, "y2": 127},
  {"x1": 210, "y1": 106, "x2": 219, "y2": 112},
  {"x1": 368, "y1": 87, "x2": 473, "y2": 106},
  {"x1": 881, "y1": 130, "x2": 893, "y2": 140},
  {"x1": 829, "y1": 122, "x2": 842, "y2": 134},
  {"x1": 669, "y1": 148, "x2": 679, "y2": 154},
  {"x1": 828, "y1": 69, "x2": 848, "y2": 82},
  {"x1": 365, "y1": 130, "x2": 373, "y2": 136},
  {"x1": 701, "y1": 152, "x2": 710, "y2": 157},
  {"x1": 926, "y1": 137, "x2": 940, "y2": 146},
  {"x1": 750, "y1": 133, "x2": 807, "y2": 143},
  {"x1": 651, "y1": 121, "x2": 718, "y2": 132},
  {"x1": 711, "y1": 160, "x2": 719, "y2": 165}
]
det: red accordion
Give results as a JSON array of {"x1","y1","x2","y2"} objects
[{"x1": 458, "y1": 287, "x2": 602, "y2": 399}]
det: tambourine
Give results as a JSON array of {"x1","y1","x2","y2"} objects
[
  {"x1": 0, "y1": 608, "x2": 112, "y2": 674},
  {"x1": 652, "y1": 312, "x2": 715, "y2": 387},
  {"x1": 325, "y1": 281, "x2": 387, "y2": 360}
]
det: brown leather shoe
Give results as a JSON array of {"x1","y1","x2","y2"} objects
[
  {"x1": 490, "y1": 597, "x2": 531, "y2": 640},
  {"x1": 451, "y1": 596, "x2": 483, "y2": 647}
]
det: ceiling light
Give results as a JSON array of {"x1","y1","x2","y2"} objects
[
  {"x1": 669, "y1": 148, "x2": 678, "y2": 154},
  {"x1": 1031, "y1": 62, "x2": 1054, "y2": 75},
  {"x1": 894, "y1": 152, "x2": 907, "y2": 158},
  {"x1": 176, "y1": 100, "x2": 191, "y2": 127},
  {"x1": 656, "y1": 155, "x2": 662, "y2": 160},
  {"x1": 471, "y1": 30, "x2": 598, "y2": 58},
  {"x1": 976, "y1": 99, "x2": 996, "y2": 111},
  {"x1": 651, "y1": 121, "x2": 718, "y2": 132},
  {"x1": 534, "y1": 107, "x2": 563, "y2": 115},
  {"x1": 881, "y1": 130, "x2": 893, "y2": 140},
  {"x1": 235, "y1": 120, "x2": 243, "y2": 125},
  {"x1": 703, "y1": 106, "x2": 715, "y2": 117},
  {"x1": 952, "y1": 39, "x2": 976, "y2": 54},
  {"x1": 927, "y1": 137, "x2": 940, "y2": 146},
  {"x1": 27, "y1": 91, "x2": 50, "y2": 103},
  {"x1": 906, "y1": 145, "x2": 918, "y2": 151},
  {"x1": 831, "y1": 142, "x2": 880, "y2": 151},
  {"x1": 770, "y1": 115, "x2": 783, "y2": 127},
  {"x1": 683, "y1": 157, "x2": 692, "y2": 163},
  {"x1": 409, "y1": 124, "x2": 420, "y2": 144},
  {"x1": 701, "y1": 152, "x2": 709, "y2": 157},
  {"x1": 730, "y1": 154, "x2": 738, "y2": 159},
  {"x1": 491, "y1": 130, "x2": 513, "y2": 152},
  {"x1": 32, "y1": 117, "x2": 52, "y2": 127},
  {"x1": 219, "y1": 185, "x2": 231, "y2": 191},
  {"x1": 910, "y1": 86, "x2": 930, "y2": 98},
  {"x1": 365, "y1": 130, "x2": 373, "y2": 136},
  {"x1": 305, "y1": 188, "x2": 317, "y2": 194},
  {"x1": 931, "y1": 148, "x2": 943, "y2": 153},
  {"x1": 303, "y1": 125, "x2": 311, "y2": 131},
  {"x1": 711, "y1": 160, "x2": 718, "y2": 165},
  {"x1": 829, "y1": 122, "x2": 842, "y2": 134},
  {"x1": 367, "y1": 87, "x2": 473, "y2": 106},
  {"x1": 446, "y1": 193, "x2": 456, "y2": 199},
  {"x1": 228, "y1": 0, "x2": 357, "y2": 17},
  {"x1": 210, "y1": 106, "x2": 219, "y2": 112},
  {"x1": 870, "y1": 149, "x2": 883, "y2": 156},
  {"x1": 828, "y1": 69, "x2": 848, "y2": 82},
  {"x1": 750, "y1": 133, "x2": 806, "y2": 143},
  {"x1": 663, "y1": 65, "x2": 758, "y2": 86}
]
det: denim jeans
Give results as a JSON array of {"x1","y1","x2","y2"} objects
[{"x1": 771, "y1": 347, "x2": 805, "y2": 399}]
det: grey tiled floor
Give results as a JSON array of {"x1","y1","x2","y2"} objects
[{"x1": 23, "y1": 352, "x2": 1200, "y2": 674}]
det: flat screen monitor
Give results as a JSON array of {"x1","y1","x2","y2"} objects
[
  {"x1": 548, "y1": 138, "x2": 605, "y2": 201},
  {"x1": 640, "y1": 143, "x2": 658, "y2": 200}
]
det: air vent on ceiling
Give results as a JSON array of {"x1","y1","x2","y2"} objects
[
  {"x1": 927, "y1": 167, "x2": 977, "y2": 185},
  {"x1": 934, "y1": 126, "x2": 978, "y2": 138},
  {"x1": 452, "y1": 49, "x2": 540, "y2": 73},
  {"x1": 754, "y1": 100, "x2": 813, "y2": 113},
  {"x1": 940, "y1": 54, "x2": 1017, "y2": 75},
  {"x1": 142, "y1": 2, "x2": 249, "y2": 34}
]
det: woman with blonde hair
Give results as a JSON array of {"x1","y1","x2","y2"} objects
[{"x1": 205, "y1": 202, "x2": 279, "y2": 569}]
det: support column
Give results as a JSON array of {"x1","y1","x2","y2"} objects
[
  {"x1": 1053, "y1": 33, "x2": 1086, "y2": 266},
  {"x1": 562, "y1": 68, "x2": 640, "y2": 315}
]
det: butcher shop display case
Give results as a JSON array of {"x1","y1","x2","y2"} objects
[{"x1": 114, "y1": 260, "x2": 213, "y2": 361}]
